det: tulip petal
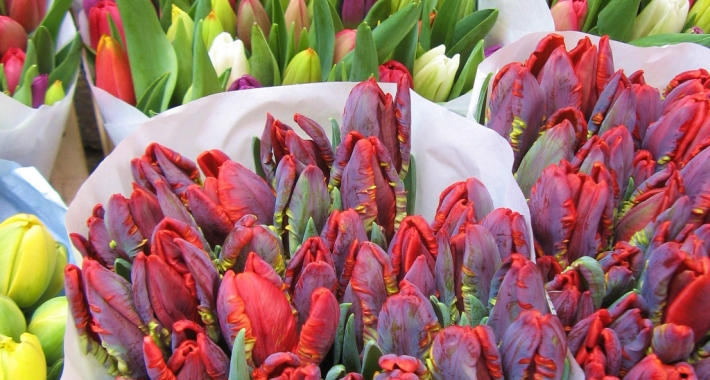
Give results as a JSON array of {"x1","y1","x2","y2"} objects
[
  {"x1": 538, "y1": 46, "x2": 582, "y2": 120},
  {"x1": 105, "y1": 194, "x2": 145, "y2": 259},
  {"x1": 218, "y1": 160, "x2": 276, "y2": 225},
  {"x1": 296, "y1": 288, "x2": 340, "y2": 366},
  {"x1": 286, "y1": 165, "x2": 331, "y2": 253}
]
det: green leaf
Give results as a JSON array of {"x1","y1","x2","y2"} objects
[
  {"x1": 32, "y1": 27, "x2": 55, "y2": 75},
  {"x1": 334, "y1": 303, "x2": 352, "y2": 366},
  {"x1": 430, "y1": 295, "x2": 451, "y2": 327},
  {"x1": 349, "y1": 23, "x2": 379, "y2": 81},
  {"x1": 302, "y1": 217, "x2": 319, "y2": 243},
  {"x1": 458, "y1": 311, "x2": 470, "y2": 326},
  {"x1": 371, "y1": 2, "x2": 421, "y2": 63},
  {"x1": 193, "y1": 0, "x2": 212, "y2": 27},
  {"x1": 313, "y1": 0, "x2": 335, "y2": 81},
  {"x1": 370, "y1": 222, "x2": 388, "y2": 251},
  {"x1": 325, "y1": 365, "x2": 347, "y2": 380},
  {"x1": 191, "y1": 20, "x2": 223, "y2": 101},
  {"x1": 0, "y1": 0, "x2": 5, "y2": 15},
  {"x1": 465, "y1": 294, "x2": 487, "y2": 326},
  {"x1": 449, "y1": 8, "x2": 497, "y2": 64},
  {"x1": 114, "y1": 258, "x2": 133, "y2": 283},
  {"x1": 343, "y1": 314, "x2": 361, "y2": 373},
  {"x1": 297, "y1": 27, "x2": 311, "y2": 53},
  {"x1": 403, "y1": 155, "x2": 416, "y2": 215},
  {"x1": 286, "y1": 23, "x2": 297, "y2": 68},
  {"x1": 0, "y1": 64, "x2": 6, "y2": 92},
  {"x1": 107, "y1": 13, "x2": 125, "y2": 52},
  {"x1": 137, "y1": 73, "x2": 171, "y2": 115},
  {"x1": 219, "y1": 68, "x2": 232, "y2": 90},
  {"x1": 630, "y1": 33, "x2": 710, "y2": 47},
  {"x1": 475, "y1": 72, "x2": 492, "y2": 125},
  {"x1": 582, "y1": 0, "x2": 610, "y2": 32},
  {"x1": 228, "y1": 329, "x2": 251, "y2": 380},
  {"x1": 596, "y1": 0, "x2": 642, "y2": 42},
  {"x1": 37, "y1": 0, "x2": 72, "y2": 42},
  {"x1": 48, "y1": 34, "x2": 82, "y2": 88},
  {"x1": 171, "y1": 17, "x2": 194, "y2": 105},
  {"x1": 271, "y1": 0, "x2": 289, "y2": 72},
  {"x1": 328, "y1": 0, "x2": 345, "y2": 33},
  {"x1": 430, "y1": 0, "x2": 460, "y2": 49},
  {"x1": 391, "y1": 18, "x2": 418, "y2": 73},
  {"x1": 160, "y1": 0, "x2": 174, "y2": 33},
  {"x1": 330, "y1": 187, "x2": 343, "y2": 212},
  {"x1": 418, "y1": 0, "x2": 437, "y2": 51},
  {"x1": 447, "y1": 39, "x2": 483, "y2": 100},
  {"x1": 13, "y1": 65, "x2": 37, "y2": 107},
  {"x1": 330, "y1": 117, "x2": 341, "y2": 150},
  {"x1": 250, "y1": 24, "x2": 281, "y2": 86},
  {"x1": 19, "y1": 41, "x2": 37, "y2": 87},
  {"x1": 47, "y1": 359, "x2": 64, "y2": 380},
  {"x1": 363, "y1": 0, "x2": 392, "y2": 27},
  {"x1": 360, "y1": 340, "x2": 383, "y2": 379},
  {"x1": 116, "y1": 0, "x2": 178, "y2": 112}
]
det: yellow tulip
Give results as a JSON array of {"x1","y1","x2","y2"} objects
[{"x1": 0, "y1": 333, "x2": 46, "y2": 380}]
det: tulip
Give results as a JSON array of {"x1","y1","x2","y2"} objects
[
  {"x1": 283, "y1": 48, "x2": 322, "y2": 85},
  {"x1": 0, "y1": 333, "x2": 47, "y2": 379},
  {"x1": 237, "y1": 0, "x2": 270, "y2": 51},
  {"x1": 431, "y1": 177, "x2": 494, "y2": 236},
  {"x1": 208, "y1": 32, "x2": 250, "y2": 87},
  {"x1": 689, "y1": 0, "x2": 710, "y2": 34},
  {"x1": 285, "y1": 0, "x2": 310, "y2": 46},
  {"x1": 320, "y1": 209, "x2": 368, "y2": 294},
  {"x1": 342, "y1": 0, "x2": 377, "y2": 29},
  {"x1": 27, "y1": 297, "x2": 67, "y2": 366},
  {"x1": 484, "y1": 44, "x2": 501, "y2": 57},
  {"x1": 218, "y1": 215, "x2": 285, "y2": 274},
  {"x1": 1, "y1": 48, "x2": 25, "y2": 95},
  {"x1": 134, "y1": 143, "x2": 201, "y2": 200},
  {"x1": 550, "y1": 0, "x2": 588, "y2": 31},
  {"x1": 651, "y1": 323, "x2": 695, "y2": 364},
  {"x1": 539, "y1": 45, "x2": 583, "y2": 121},
  {"x1": 500, "y1": 310, "x2": 567, "y2": 380},
  {"x1": 413, "y1": 45, "x2": 460, "y2": 103},
  {"x1": 597, "y1": 242, "x2": 643, "y2": 303},
  {"x1": 479, "y1": 208, "x2": 531, "y2": 262},
  {"x1": 333, "y1": 29, "x2": 356, "y2": 65},
  {"x1": 0, "y1": 295, "x2": 25, "y2": 342},
  {"x1": 212, "y1": 0, "x2": 237, "y2": 37},
  {"x1": 565, "y1": 36, "x2": 599, "y2": 117},
  {"x1": 95, "y1": 35, "x2": 136, "y2": 105},
  {"x1": 185, "y1": 183, "x2": 232, "y2": 247},
  {"x1": 374, "y1": 354, "x2": 429, "y2": 379},
  {"x1": 31, "y1": 74, "x2": 48, "y2": 108},
  {"x1": 377, "y1": 281, "x2": 441, "y2": 360},
  {"x1": 341, "y1": 77, "x2": 412, "y2": 178},
  {"x1": 0, "y1": 214, "x2": 63, "y2": 309},
  {"x1": 166, "y1": 5, "x2": 195, "y2": 44},
  {"x1": 329, "y1": 132, "x2": 407, "y2": 239},
  {"x1": 89, "y1": 1, "x2": 125, "y2": 50},
  {"x1": 388, "y1": 216, "x2": 438, "y2": 285},
  {"x1": 228, "y1": 74, "x2": 262, "y2": 90},
  {"x1": 486, "y1": 62, "x2": 545, "y2": 169},
  {"x1": 378, "y1": 60, "x2": 413, "y2": 88},
  {"x1": 260, "y1": 113, "x2": 335, "y2": 183},
  {"x1": 631, "y1": 0, "x2": 690, "y2": 40},
  {"x1": 625, "y1": 354, "x2": 698, "y2": 379},
  {"x1": 0, "y1": 16, "x2": 27, "y2": 56},
  {"x1": 252, "y1": 352, "x2": 321, "y2": 379},
  {"x1": 5, "y1": 0, "x2": 46, "y2": 33},
  {"x1": 218, "y1": 159, "x2": 276, "y2": 225},
  {"x1": 428, "y1": 325, "x2": 503, "y2": 380},
  {"x1": 202, "y1": 11, "x2": 225, "y2": 50},
  {"x1": 487, "y1": 254, "x2": 550, "y2": 341},
  {"x1": 545, "y1": 257, "x2": 605, "y2": 329}
]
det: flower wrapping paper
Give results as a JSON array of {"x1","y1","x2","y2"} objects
[
  {"x1": 0, "y1": 12, "x2": 78, "y2": 178},
  {"x1": 467, "y1": 30, "x2": 710, "y2": 120},
  {"x1": 60, "y1": 81, "x2": 583, "y2": 378}
]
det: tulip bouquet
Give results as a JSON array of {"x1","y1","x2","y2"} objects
[
  {"x1": 546, "y1": 0, "x2": 710, "y2": 46},
  {"x1": 0, "y1": 214, "x2": 70, "y2": 380}
]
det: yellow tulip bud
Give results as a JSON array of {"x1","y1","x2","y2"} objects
[{"x1": 0, "y1": 333, "x2": 47, "y2": 380}]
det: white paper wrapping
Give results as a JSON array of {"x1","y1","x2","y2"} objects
[
  {"x1": 79, "y1": 0, "x2": 555, "y2": 145},
  {"x1": 61, "y1": 82, "x2": 540, "y2": 379},
  {"x1": 468, "y1": 31, "x2": 710, "y2": 120},
  {"x1": 0, "y1": 12, "x2": 79, "y2": 179}
]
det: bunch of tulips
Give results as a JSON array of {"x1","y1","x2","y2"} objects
[
  {"x1": 85, "y1": 0, "x2": 498, "y2": 119},
  {"x1": 0, "y1": 0, "x2": 80, "y2": 108},
  {"x1": 485, "y1": 32, "x2": 710, "y2": 378}
]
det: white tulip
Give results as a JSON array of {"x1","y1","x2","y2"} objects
[
  {"x1": 630, "y1": 0, "x2": 689, "y2": 40},
  {"x1": 413, "y1": 45, "x2": 460, "y2": 103},
  {"x1": 208, "y1": 32, "x2": 250, "y2": 87}
]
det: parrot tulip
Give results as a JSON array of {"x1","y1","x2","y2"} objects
[
  {"x1": 217, "y1": 214, "x2": 285, "y2": 274},
  {"x1": 624, "y1": 354, "x2": 698, "y2": 379},
  {"x1": 428, "y1": 325, "x2": 503, "y2": 380},
  {"x1": 252, "y1": 352, "x2": 321, "y2": 379},
  {"x1": 374, "y1": 354, "x2": 429, "y2": 379},
  {"x1": 545, "y1": 256, "x2": 606, "y2": 329},
  {"x1": 431, "y1": 177, "x2": 494, "y2": 236}
]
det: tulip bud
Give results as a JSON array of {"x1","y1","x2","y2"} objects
[
  {"x1": 0, "y1": 16, "x2": 27, "y2": 57},
  {"x1": 342, "y1": 0, "x2": 376, "y2": 29},
  {"x1": 44, "y1": 80, "x2": 65, "y2": 106},
  {"x1": 0, "y1": 214, "x2": 58, "y2": 309},
  {"x1": 228, "y1": 74, "x2": 262, "y2": 90},
  {"x1": 0, "y1": 333, "x2": 46, "y2": 379},
  {"x1": 95, "y1": 35, "x2": 136, "y2": 105},
  {"x1": 550, "y1": 0, "x2": 588, "y2": 31},
  {"x1": 631, "y1": 0, "x2": 690, "y2": 40},
  {"x1": 375, "y1": 354, "x2": 430, "y2": 379},
  {"x1": 31, "y1": 74, "x2": 48, "y2": 108},
  {"x1": 332, "y1": 29, "x2": 356, "y2": 66},
  {"x1": 689, "y1": 0, "x2": 710, "y2": 33},
  {"x1": 378, "y1": 60, "x2": 413, "y2": 88},
  {"x1": 202, "y1": 11, "x2": 225, "y2": 50},
  {"x1": 5, "y1": 0, "x2": 46, "y2": 33},
  {"x1": 27, "y1": 297, "x2": 67, "y2": 366},
  {"x1": 237, "y1": 0, "x2": 270, "y2": 51},
  {"x1": 1, "y1": 48, "x2": 25, "y2": 95},
  {"x1": 484, "y1": 44, "x2": 501, "y2": 57},
  {"x1": 166, "y1": 5, "x2": 195, "y2": 44},
  {"x1": 89, "y1": 1, "x2": 125, "y2": 50},
  {"x1": 285, "y1": 0, "x2": 310, "y2": 46},
  {"x1": 0, "y1": 295, "x2": 25, "y2": 343},
  {"x1": 283, "y1": 48, "x2": 322, "y2": 85},
  {"x1": 212, "y1": 0, "x2": 237, "y2": 36},
  {"x1": 413, "y1": 45, "x2": 460, "y2": 102}
]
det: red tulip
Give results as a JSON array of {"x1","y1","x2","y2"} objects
[
  {"x1": 252, "y1": 352, "x2": 321, "y2": 380},
  {"x1": 89, "y1": 1, "x2": 125, "y2": 50},
  {"x1": 379, "y1": 60, "x2": 413, "y2": 88},
  {"x1": 1, "y1": 48, "x2": 25, "y2": 95},
  {"x1": 6, "y1": 0, "x2": 46, "y2": 33},
  {"x1": 625, "y1": 354, "x2": 698, "y2": 379},
  {"x1": 95, "y1": 35, "x2": 136, "y2": 105},
  {"x1": 0, "y1": 16, "x2": 27, "y2": 56},
  {"x1": 374, "y1": 354, "x2": 429, "y2": 380},
  {"x1": 428, "y1": 325, "x2": 503, "y2": 379}
]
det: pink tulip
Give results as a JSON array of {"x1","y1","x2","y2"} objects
[
  {"x1": 89, "y1": 1, "x2": 125, "y2": 51},
  {"x1": 0, "y1": 16, "x2": 27, "y2": 56},
  {"x1": 1, "y1": 48, "x2": 25, "y2": 95},
  {"x1": 551, "y1": 0, "x2": 588, "y2": 31}
]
